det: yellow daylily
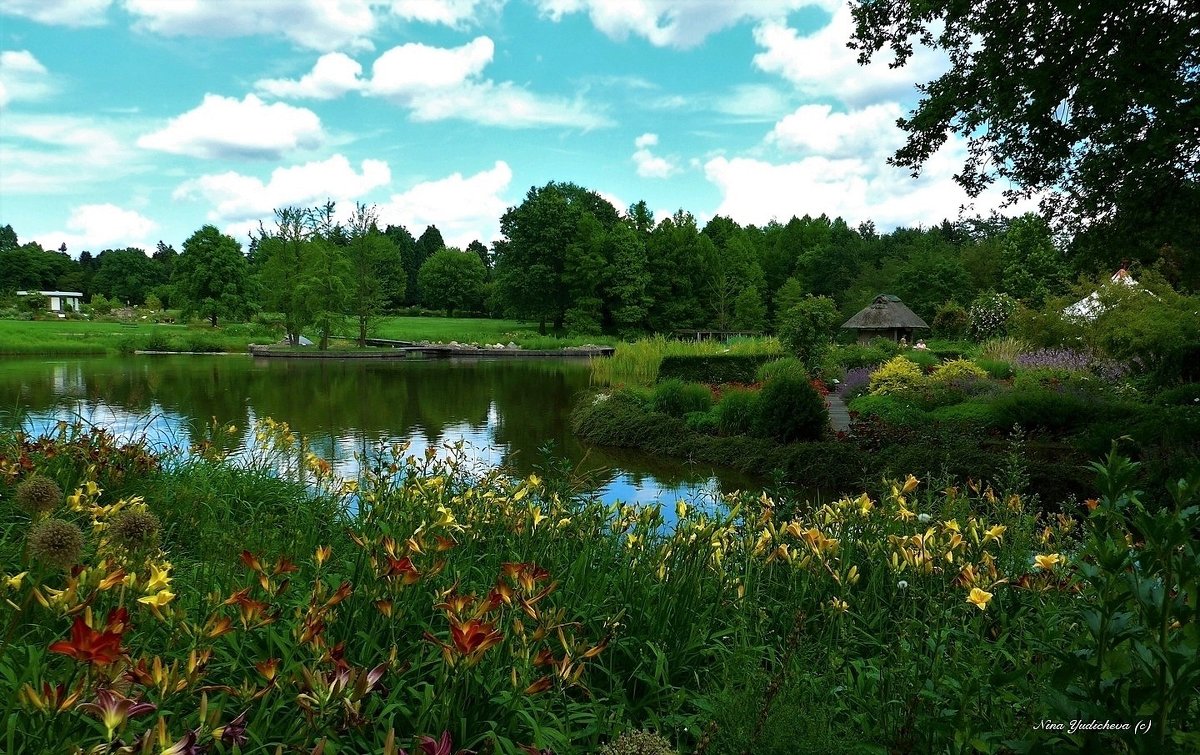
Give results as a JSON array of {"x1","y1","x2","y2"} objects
[
  {"x1": 967, "y1": 587, "x2": 993, "y2": 611},
  {"x1": 5, "y1": 572, "x2": 27, "y2": 590},
  {"x1": 138, "y1": 589, "x2": 175, "y2": 607},
  {"x1": 902, "y1": 475, "x2": 920, "y2": 494},
  {"x1": 144, "y1": 563, "x2": 172, "y2": 593},
  {"x1": 1034, "y1": 553, "x2": 1065, "y2": 570},
  {"x1": 982, "y1": 524, "x2": 1007, "y2": 545}
]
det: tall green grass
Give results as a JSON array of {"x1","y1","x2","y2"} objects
[
  {"x1": 590, "y1": 335, "x2": 782, "y2": 386},
  {"x1": 365, "y1": 316, "x2": 618, "y2": 349}
]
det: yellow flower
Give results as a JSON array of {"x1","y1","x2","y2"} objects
[
  {"x1": 138, "y1": 589, "x2": 175, "y2": 607},
  {"x1": 829, "y1": 598, "x2": 849, "y2": 614},
  {"x1": 675, "y1": 501, "x2": 688, "y2": 520},
  {"x1": 144, "y1": 563, "x2": 172, "y2": 593},
  {"x1": 902, "y1": 475, "x2": 920, "y2": 494},
  {"x1": 982, "y1": 524, "x2": 1007, "y2": 545},
  {"x1": 5, "y1": 572, "x2": 27, "y2": 590},
  {"x1": 314, "y1": 545, "x2": 332, "y2": 566},
  {"x1": 528, "y1": 506, "x2": 547, "y2": 529},
  {"x1": 967, "y1": 587, "x2": 993, "y2": 611},
  {"x1": 1034, "y1": 553, "x2": 1064, "y2": 570},
  {"x1": 855, "y1": 493, "x2": 874, "y2": 517},
  {"x1": 942, "y1": 519, "x2": 960, "y2": 533}
]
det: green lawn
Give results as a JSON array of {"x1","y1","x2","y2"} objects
[{"x1": 0, "y1": 317, "x2": 618, "y2": 355}]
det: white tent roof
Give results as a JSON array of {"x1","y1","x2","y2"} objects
[{"x1": 1063, "y1": 269, "x2": 1137, "y2": 321}]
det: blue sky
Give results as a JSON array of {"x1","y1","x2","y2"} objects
[{"x1": 0, "y1": 0, "x2": 1020, "y2": 256}]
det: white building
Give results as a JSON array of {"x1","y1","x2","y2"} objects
[
  {"x1": 16, "y1": 290, "x2": 84, "y2": 313},
  {"x1": 1062, "y1": 269, "x2": 1138, "y2": 322}
]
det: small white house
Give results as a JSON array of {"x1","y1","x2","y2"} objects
[
  {"x1": 1062, "y1": 269, "x2": 1139, "y2": 322},
  {"x1": 16, "y1": 290, "x2": 84, "y2": 313}
]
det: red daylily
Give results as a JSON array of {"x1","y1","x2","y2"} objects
[
  {"x1": 48, "y1": 611, "x2": 126, "y2": 666},
  {"x1": 77, "y1": 688, "x2": 156, "y2": 740},
  {"x1": 416, "y1": 730, "x2": 476, "y2": 755}
]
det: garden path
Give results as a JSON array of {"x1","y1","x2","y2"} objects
[{"x1": 826, "y1": 394, "x2": 852, "y2": 434}]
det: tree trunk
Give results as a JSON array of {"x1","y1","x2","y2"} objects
[
  {"x1": 210, "y1": 313, "x2": 218, "y2": 327},
  {"x1": 358, "y1": 317, "x2": 367, "y2": 347}
]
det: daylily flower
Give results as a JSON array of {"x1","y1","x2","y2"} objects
[
  {"x1": 213, "y1": 710, "x2": 248, "y2": 747},
  {"x1": 77, "y1": 688, "x2": 156, "y2": 740},
  {"x1": 982, "y1": 524, "x2": 1007, "y2": 545},
  {"x1": 48, "y1": 613, "x2": 125, "y2": 666},
  {"x1": 450, "y1": 618, "x2": 503, "y2": 661},
  {"x1": 4, "y1": 571, "x2": 27, "y2": 590},
  {"x1": 1034, "y1": 553, "x2": 1065, "y2": 570},
  {"x1": 21, "y1": 681, "x2": 83, "y2": 713},
  {"x1": 902, "y1": 474, "x2": 920, "y2": 493},
  {"x1": 138, "y1": 589, "x2": 175, "y2": 608},
  {"x1": 417, "y1": 730, "x2": 475, "y2": 755},
  {"x1": 967, "y1": 587, "x2": 993, "y2": 611},
  {"x1": 145, "y1": 562, "x2": 172, "y2": 593}
]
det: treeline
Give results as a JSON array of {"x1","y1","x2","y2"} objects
[{"x1": 2, "y1": 179, "x2": 1196, "y2": 340}]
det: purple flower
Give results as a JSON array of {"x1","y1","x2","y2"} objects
[{"x1": 837, "y1": 367, "x2": 872, "y2": 398}]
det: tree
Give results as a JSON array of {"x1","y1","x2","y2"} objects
[
  {"x1": 778, "y1": 295, "x2": 839, "y2": 369},
  {"x1": 418, "y1": 248, "x2": 486, "y2": 316},
  {"x1": 999, "y1": 213, "x2": 1070, "y2": 306},
  {"x1": 345, "y1": 204, "x2": 400, "y2": 345},
  {"x1": 91, "y1": 248, "x2": 164, "y2": 305},
  {"x1": 174, "y1": 225, "x2": 255, "y2": 327},
  {"x1": 850, "y1": 0, "x2": 1200, "y2": 229},
  {"x1": 466, "y1": 240, "x2": 491, "y2": 276},
  {"x1": 382, "y1": 224, "x2": 417, "y2": 308},
  {"x1": 732, "y1": 286, "x2": 766, "y2": 332},
  {"x1": 773, "y1": 277, "x2": 805, "y2": 331},
  {"x1": 298, "y1": 236, "x2": 351, "y2": 350},
  {"x1": 607, "y1": 221, "x2": 650, "y2": 336},
  {"x1": 411, "y1": 225, "x2": 446, "y2": 306}
]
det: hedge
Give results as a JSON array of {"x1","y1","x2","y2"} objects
[{"x1": 658, "y1": 354, "x2": 775, "y2": 384}]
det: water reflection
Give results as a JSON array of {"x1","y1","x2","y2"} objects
[{"x1": 1, "y1": 355, "x2": 756, "y2": 511}]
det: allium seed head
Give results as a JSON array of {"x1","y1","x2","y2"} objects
[
  {"x1": 598, "y1": 730, "x2": 676, "y2": 755},
  {"x1": 15, "y1": 475, "x2": 63, "y2": 516},
  {"x1": 108, "y1": 510, "x2": 161, "y2": 550},
  {"x1": 27, "y1": 518, "x2": 84, "y2": 570}
]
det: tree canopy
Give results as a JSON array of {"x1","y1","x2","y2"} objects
[
  {"x1": 850, "y1": 0, "x2": 1200, "y2": 230},
  {"x1": 175, "y1": 225, "x2": 255, "y2": 327}
]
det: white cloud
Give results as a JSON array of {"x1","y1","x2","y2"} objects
[
  {"x1": 385, "y1": 0, "x2": 505, "y2": 27},
  {"x1": 535, "y1": 0, "x2": 839, "y2": 48},
  {"x1": 0, "y1": 50, "x2": 53, "y2": 108},
  {"x1": 33, "y1": 204, "x2": 157, "y2": 253},
  {"x1": 122, "y1": 0, "x2": 376, "y2": 52},
  {"x1": 369, "y1": 37, "x2": 494, "y2": 96},
  {"x1": 632, "y1": 132, "x2": 678, "y2": 178},
  {"x1": 137, "y1": 94, "x2": 323, "y2": 160},
  {"x1": 0, "y1": 114, "x2": 138, "y2": 193},
  {"x1": 366, "y1": 37, "x2": 608, "y2": 129},
  {"x1": 174, "y1": 154, "x2": 391, "y2": 228},
  {"x1": 705, "y1": 135, "x2": 1028, "y2": 230},
  {"x1": 0, "y1": 0, "x2": 111, "y2": 27},
  {"x1": 256, "y1": 53, "x2": 364, "y2": 99},
  {"x1": 752, "y1": 5, "x2": 948, "y2": 108},
  {"x1": 768, "y1": 102, "x2": 905, "y2": 158},
  {"x1": 378, "y1": 161, "x2": 513, "y2": 247}
]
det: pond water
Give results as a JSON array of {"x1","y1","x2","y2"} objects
[{"x1": 0, "y1": 355, "x2": 758, "y2": 510}]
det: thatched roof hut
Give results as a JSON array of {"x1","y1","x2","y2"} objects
[{"x1": 841, "y1": 294, "x2": 930, "y2": 344}]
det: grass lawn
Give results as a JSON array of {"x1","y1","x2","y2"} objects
[{"x1": 0, "y1": 316, "x2": 618, "y2": 355}]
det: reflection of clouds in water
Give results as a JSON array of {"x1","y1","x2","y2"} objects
[{"x1": 21, "y1": 403, "x2": 726, "y2": 511}]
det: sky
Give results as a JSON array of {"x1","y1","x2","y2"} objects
[{"x1": 0, "y1": 0, "x2": 1021, "y2": 256}]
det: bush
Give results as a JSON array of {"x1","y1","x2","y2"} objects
[
  {"x1": 868, "y1": 356, "x2": 926, "y2": 396},
  {"x1": 969, "y1": 293, "x2": 1016, "y2": 339},
  {"x1": 657, "y1": 353, "x2": 774, "y2": 384},
  {"x1": 847, "y1": 394, "x2": 926, "y2": 427},
  {"x1": 932, "y1": 301, "x2": 969, "y2": 338},
  {"x1": 754, "y1": 373, "x2": 828, "y2": 443},
  {"x1": 929, "y1": 401, "x2": 1006, "y2": 429},
  {"x1": 778, "y1": 295, "x2": 839, "y2": 369},
  {"x1": 1156, "y1": 383, "x2": 1200, "y2": 406},
  {"x1": 976, "y1": 358, "x2": 1014, "y2": 380},
  {"x1": 755, "y1": 357, "x2": 808, "y2": 383},
  {"x1": 684, "y1": 410, "x2": 719, "y2": 434},
  {"x1": 930, "y1": 358, "x2": 989, "y2": 384},
  {"x1": 651, "y1": 379, "x2": 713, "y2": 417},
  {"x1": 825, "y1": 339, "x2": 903, "y2": 371},
  {"x1": 712, "y1": 388, "x2": 760, "y2": 436},
  {"x1": 989, "y1": 389, "x2": 1100, "y2": 432},
  {"x1": 905, "y1": 349, "x2": 940, "y2": 372}
]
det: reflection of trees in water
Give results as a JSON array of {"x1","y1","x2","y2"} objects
[{"x1": 1, "y1": 355, "x2": 754, "y2": 497}]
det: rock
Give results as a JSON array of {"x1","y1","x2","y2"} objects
[{"x1": 506, "y1": 341, "x2": 518, "y2": 349}]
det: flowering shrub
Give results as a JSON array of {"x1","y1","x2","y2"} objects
[
  {"x1": 836, "y1": 366, "x2": 872, "y2": 399},
  {"x1": 1015, "y1": 347, "x2": 1128, "y2": 382},
  {"x1": 969, "y1": 293, "x2": 1016, "y2": 340},
  {"x1": 929, "y1": 358, "x2": 989, "y2": 385}
]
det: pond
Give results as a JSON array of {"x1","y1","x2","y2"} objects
[{"x1": 0, "y1": 355, "x2": 758, "y2": 510}]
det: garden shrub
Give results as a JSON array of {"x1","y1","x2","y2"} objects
[
  {"x1": 826, "y1": 339, "x2": 902, "y2": 371},
  {"x1": 989, "y1": 389, "x2": 1099, "y2": 432},
  {"x1": 929, "y1": 401, "x2": 1006, "y2": 430},
  {"x1": 905, "y1": 349, "x2": 940, "y2": 372},
  {"x1": 777, "y1": 295, "x2": 839, "y2": 370},
  {"x1": 650, "y1": 379, "x2": 712, "y2": 417},
  {"x1": 932, "y1": 301, "x2": 970, "y2": 338},
  {"x1": 712, "y1": 388, "x2": 760, "y2": 436},
  {"x1": 657, "y1": 354, "x2": 774, "y2": 384},
  {"x1": 1155, "y1": 383, "x2": 1200, "y2": 406},
  {"x1": 930, "y1": 358, "x2": 989, "y2": 384},
  {"x1": 754, "y1": 373, "x2": 828, "y2": 443},
  {"x1": 969, "y1": 292, "x2": 1016, "y2": 339},
  {"x1": 978, "y1": 336, "x2": 1026, "y2": 363},
  {"x1": 684, "y1": 410, "x2": 719, "y2": 435},
  {"x1": 755, "y1": 357, "x2": 808, "y2": 383},
  {"x1": 847, "y1": 394, "x2": 926, "y2": 427},
  {"x1": 868, "y1": 356, "x2": 926, "y2": 396},
  {"x1": 975, "y1": 358, "x2": 1014, "y2": 380}
]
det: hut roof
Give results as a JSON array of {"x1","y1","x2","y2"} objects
[{"x1": 841, "y1": 294, "x2": 930, "y2": 330}]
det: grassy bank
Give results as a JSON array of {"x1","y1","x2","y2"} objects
[
  {"x1": 2, "y1": 420, "x2": 1196, "y2": 753},
  {"x1": 589, "y1": 335, "x2": 782, "y2": 386},
  {"x1": 367, "y1": 316, "x2": 618, "y2": 349}
]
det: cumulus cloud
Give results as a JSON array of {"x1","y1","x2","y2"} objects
[
  {"x1": 767, "y1": 102, "x2": 905, "y2": 159},
  {"x1": 385, "y1": 0, "x2": 505, "y2": 27},
  {"x1": 378, "y1": 161, "x2": 513, "y2": 247},
  {"x1": 752, "y1": 4, "x2": 948, "y2": 108},
  {"x1": 137, "y1": 94, "x2": 323, "y2": 160},
  {"x1": 705, "y1": 134, "x2": 1027, "y2": 231},
  {"x1": 256, "y1": 53, "x2": 364, "y2": 99},
  {"x1": 174, "y1": 154, "x2": 391, "y2": 229},
  {"x1": 0, "y1": 0, "x2": 111, "y2": 27},
  {"x1": 32, "y1": 204, "x2": 157, "y2": 253},
  {"x1": 123, "y1": 0, "x2": 375, "y2": 52},
  {"x1": 0, "y1": 50, "x2": 54, "y2": 108},
  {"x1": 365, "y1": 37, "x2": 608, "y2": 129},
  {"x1": 535, "y1": 0, "x2": 839, "y2": 48},
  {"x1": 632, "y1": 132, "x2": 678, "y2": 178},
  {"x1": 0, "y1": 115, "x2": 138, "y2": 193}
]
